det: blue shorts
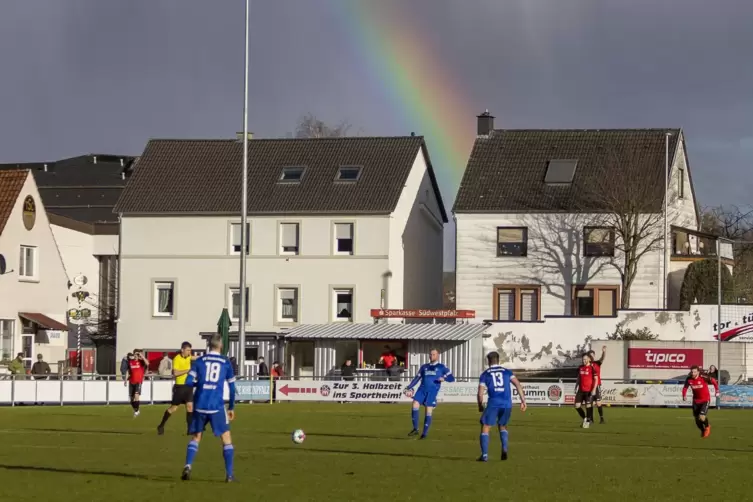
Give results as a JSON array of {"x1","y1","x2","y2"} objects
[
  {"x1": 480, "y1": 406, "x2": 512, "y2": 427},
  {"x1": 412, "y1": 387, "x2": 439, "y2": 408},
  {"x1": 189, "y1": 411, "x2": 230, "y2": 437}
]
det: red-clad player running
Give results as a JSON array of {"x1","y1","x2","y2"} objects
[
  {"x1": 682, "y1": 365, "x2": 719, "y2": 438},
  {"x1": 125, "y1": 349, "x2": 148, "y2": 417},
  {"x1": 574, "y1": 353, "x2": 599, "y2": 428}
]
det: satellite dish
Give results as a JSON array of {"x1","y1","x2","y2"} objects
[{"x1": 0, "y1": 255, "x2": 5, "y2": 275}]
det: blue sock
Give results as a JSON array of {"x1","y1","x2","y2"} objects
[
  {"x1": 422, "y1": 415, "x2": 433, "y2": 436},
  {"x1": 500, "y1": 429, "x2": 509, "y2": 453},
  {"x1": 185, "y1": 440, "x2": 199, "y2": 466},
  {"x1": 222, "y1": 444, "x2": 234, "y2": 478},
  {"x1": 411, "y1": 409, "x2": 419, "y2": 430},
  {"x1": 480, "y1": 432, "x2": 489, "y2": 457}
]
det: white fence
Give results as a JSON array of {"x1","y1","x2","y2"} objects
[{"x1": 2, "y1": 377, "x2": 745, "y2": 407}]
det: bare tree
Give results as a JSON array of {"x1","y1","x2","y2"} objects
[
  {"x1": 700, "y1": 204, "x2": 753, "y2": 302},
  {"x1": 581, "y1": 146, "x2": 672, "y2": 308},
  {"x1": 295, "y1": 113, "x2": 352, "y2": 138}
]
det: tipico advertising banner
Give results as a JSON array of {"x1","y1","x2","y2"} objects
[{"x1": 274, "y1": 380, "x2": 569, "y2": 404}]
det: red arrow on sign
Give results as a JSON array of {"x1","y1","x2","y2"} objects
[{"x1": 277, "y1": 385, "x2": 317, "y2": 396}]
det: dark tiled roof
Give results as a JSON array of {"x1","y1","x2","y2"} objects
[
  {"x1": 0, "y1": 170, "x2": 28, "y2": 236},
  {"x1": 453, "y1": 129, "x2": 682, "y2": 213},
  {"x1": 0, "y1": 154, "x2": 135, "y2": 225},
  {"x1": 114, "y1": 137, "x2": 447, "y2": 221}
]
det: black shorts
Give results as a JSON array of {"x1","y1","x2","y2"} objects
[
  {"x1": 128, "y1": 383, "x2": 142, "y2": 399},
  {"x1": 171, "y1": 384, "x2": 193, "y2": 406},
  {"x1": 575, "y1": 390, "x2": 593, "y2": 405},
  {"x1": 692, "y1": 401, "x2": 710, "y2": 417}
]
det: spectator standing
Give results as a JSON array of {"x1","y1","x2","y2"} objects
[
  {"x1": 229, "y1": 357, "x2": 239, "y2": 377},
  {"x1": 9, "y1": 353, "x2": 26, "y2": 379},
  {"x1": 341, "y1": 359, "x2": 355, "y2": 381},
  {"x1": 158, "y1": 352, "x2": 173, "y2": 378},
  {"x1": 271, "y1": 362, "x2": 284, "y2": 403},
  {"x1": 31, "y1": 354, "x2": 51, "y2": 379},
  {"x1": 120, "y1": 352, "x2": 132, "y2": 380},
  {"x1": 257, "y1": 357, "x2": 270, "y2": 379},
  {"x1": 379, "y1": 347, "x2": 398, "y2": 381}
]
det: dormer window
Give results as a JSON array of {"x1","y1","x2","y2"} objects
[
  {"x1": 545, "y1": 159, "x2": 578, "y2": 184},
  {"x1": 336, "y1": 166, "x2": 362, "y2": 181},
  {"x1": 280, "y1": 166, "x2": 305, "y2": 183}
]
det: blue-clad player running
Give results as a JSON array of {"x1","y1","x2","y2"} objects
[
  {"x1": 406, "y1": 349, "x2": 455, "y2": 439},
  {"x1": 477, "y1": 351, "x2": 526, "y2": 462},
  {"x1": 181, "y1": 334, "x2": 237, "y2": 482}
]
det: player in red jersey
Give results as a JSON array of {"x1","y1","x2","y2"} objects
[
  {"x1": 682, "y1": 365, "x2": 719, "y2": 438},
  {"x1": 125, "y1": 349, "x2": 148, "y2": 417},
  {"x1": 587, "y1": 347, "x2": 607, "y2": 424},
  {"x1": 574, "y1": 353, "x2": 599, "y2": 428}
]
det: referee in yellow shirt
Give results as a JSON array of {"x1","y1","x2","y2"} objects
[{"x1": 157, "y1": 341, "x2": 196, "y2": 435}]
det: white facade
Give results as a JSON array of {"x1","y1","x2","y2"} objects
[
  {"x1": 117, "y1": 150, "x2": 444, "y2": 359},
  {"x1": 51, "y1": 224, "x2": 118, "y2": 327},
  {"x1": 0, "y1": 172, "x2": 68, "y2": 367},
  {"x1": 456, "y1": 133, "x2": 704, "y2": 318}
]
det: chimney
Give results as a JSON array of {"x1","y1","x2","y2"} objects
[
  {"x1": 93, "y1": 155, "x2": 97, "y2": 164},
  {"x1": 236, "y1": 132, "x2": 254, "y2": 142},
  {"x1": 477, "y1": 110, "x2": 494, "y2": 136},
  {"x1": 43, "y1": 163, "x2": 48, "y2": 172},
  {"x1": 120, "y1": 158, "x2": 124, "y2": 167}
]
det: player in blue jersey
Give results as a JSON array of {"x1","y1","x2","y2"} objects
[
  {"x1": 477, "y1": 351, "x2": 526, "y2": 462},
  {"x1": 181, "y1": 334, "x2": 237, "y2": 483},
  {"x1": 406, "y1": 349, "x2": 455, "y2": 439}
]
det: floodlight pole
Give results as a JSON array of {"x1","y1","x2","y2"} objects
[
  {"x1": 716, "y1": 239, "x2": 722, "y2": 407},
  {"x1": 238, "y1": 0, "x2": 250, "y2": 376},
  {"x1": 663, "y1": 132, "x2": 671, "y2": 310}
]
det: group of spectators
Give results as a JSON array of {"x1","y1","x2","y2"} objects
[{"x1": 7, "y1": 352, "x2": 52, "y2": 379}]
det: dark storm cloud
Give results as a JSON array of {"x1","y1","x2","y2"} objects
[{"x1": 0, "y1": 1, "x2": 751, "y2": 269}]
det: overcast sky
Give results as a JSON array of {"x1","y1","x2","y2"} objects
[{"x1": 1, "y1": 0, "x2": 751, "y2": 270}]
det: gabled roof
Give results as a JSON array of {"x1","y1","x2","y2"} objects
[
  {"x1": 114, "y1": 137, "x2": 448, "y2": 221},
  {"x1": 0, "y1": 170, "x2": 28, "y2": 236},
  {"x1": 0, "y1": 154, "x2": 135, "y2": 226},
  {"x1": 453, "y1": 129, "x2": 682, "y2": 213}
]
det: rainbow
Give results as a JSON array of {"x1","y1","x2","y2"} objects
[{"x1": 331, "y1": 0, "x2": 478, "y2": 206}]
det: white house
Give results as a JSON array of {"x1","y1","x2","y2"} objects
[
  {"x1": 1, "y1": 154, "x2": 135, "y2": 373},
  {"x1": 0, "y1": 170, "x2": 68, "y2": 369},
  {"x1": 454, "y1": 112, "x2": 732, "y2": 322},
  {"x1": 114, "y1": 136, "x2": 447, "y2": 367}
]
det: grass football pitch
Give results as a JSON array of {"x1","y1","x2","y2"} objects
[{"x1": 0, "y1": 403, "x2": 750, "y2": 501}]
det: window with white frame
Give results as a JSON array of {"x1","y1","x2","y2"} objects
[
  {"x1": 19, "y1": 245, "x2": 37, "y2": 279},
  {"x1": 333, "y1": 288, "x2": 353, "y2": 321},
  {"x1": 280, "y1": 223, "x2": 300, "y2": 255},
  {"x1": 0, "y1": 319, "x2": 14, "y2": 361},
  {"x1": 229, "y1": 286, "x2": 250, "y2": 323},
  {"x1": 153, "y1": 281, "x2": 175, "y2": 317},
  {"x1": 230, "y1": 223, "x2": 251, "y2": 254},
  {"x1": 334, "y1": 223, "x2": 354, "y2": 255},
  {"x1": 278, "y1": 287, "x2": 299, "y2": 323}
]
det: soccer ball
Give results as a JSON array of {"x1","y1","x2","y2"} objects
[{"x1": 291, "y1": 429, "x2": 306, "y2": 444}]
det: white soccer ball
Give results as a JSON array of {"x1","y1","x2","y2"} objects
[{"x1": 291, "y1": 429, "x2": 306, "y2": 444}]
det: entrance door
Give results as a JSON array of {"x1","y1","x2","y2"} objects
[
  {"x1": 288, "y1": 342, "x2": 314, "y2": 378},
  {"x1": 21, "y1": 334, "x2": 33, "y2": 370}
]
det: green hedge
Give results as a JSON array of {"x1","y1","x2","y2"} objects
[{"x1": 679, "y1": 258, "x2": 734, "y2": 310}]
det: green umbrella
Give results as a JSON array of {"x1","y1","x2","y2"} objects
[{"x1": 217, "y1": 308, "x2": 232, "y2": 356}]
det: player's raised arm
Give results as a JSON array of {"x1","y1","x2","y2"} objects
[
  {"x1": 596, "y1": 346, "x2": 606, "y2": 365},
  {"x1": 407, "y1": 365, "x2": 424, "y2": 389},
  {"x1": 511, "y1": 375, "x2": 527, "y2": 412}
]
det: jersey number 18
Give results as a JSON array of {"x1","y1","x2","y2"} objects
[
  {"x1": 491, "y1": 372, "x2": 506, "y2": 392},
  {"x1": 205, "y1": 362, "x2": 222, "y2": 383}
]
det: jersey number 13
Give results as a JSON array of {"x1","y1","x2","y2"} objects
[{"x1": 491, "y1": 372, "x2": 506, "y2": 392}]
